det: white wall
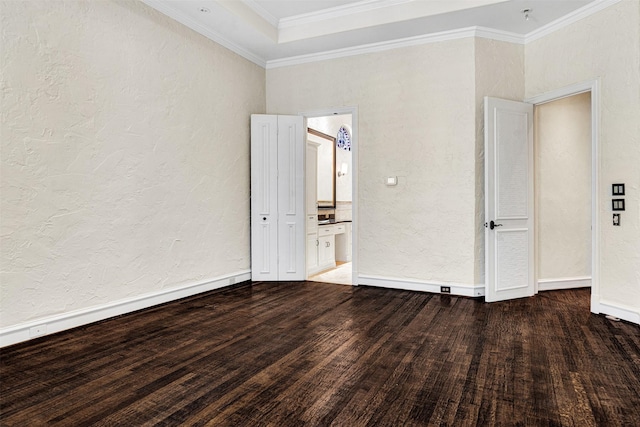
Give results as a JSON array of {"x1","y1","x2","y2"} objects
[
  {"x1": 268, "y1": 40, "x2": 479, "y2": 287},
  {"x1": 474, "y1": 38, "x2": 525, "y2": 284},
  {"x1": 526, "y1": 0, "x2": 640, "y2": 319},
  {"x1": 535, "y1": 93, "x2": 591, "y2": 281},
  {"x1": 0, "y1": 0, "x2": 265, "y2": 330},
  {"x1": 307, "y1": 114, "x2": 352, "y2": 202}
]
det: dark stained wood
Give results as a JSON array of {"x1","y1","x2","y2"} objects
[{"x1": 1, "y1": 283, "x2": 639, "y2": 426}]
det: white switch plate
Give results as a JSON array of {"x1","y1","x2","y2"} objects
[{"x1": 386, "y1": 176, "x2": 397, "y2": 186}]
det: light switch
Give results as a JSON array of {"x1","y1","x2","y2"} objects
[
  {"x1": 386, "y1": 176, "x2": 397, "y2": 186},
  {"x1": 612, "y1": 183, "x2": 625, "y2": 195},
  {"x1": 612, "y1": 199, "x2": 625, "y2": 211}
]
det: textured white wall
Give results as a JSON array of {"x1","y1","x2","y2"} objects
[
  {"x1": 525, "y1": 0, "x2": 640, "y2": 312},
  {"x1": 307, "y1": 114, "x2": 352, "y2": 202},
  {"x1": 473, "y1": 38, "x2": 525, "y2": 284},
  {"x1": 535, "y1": 93, "x2": 591, "y2": 280},
  {"x1": 0, "y1": 0, "x2": 265, "y2": 328},
  {"x1": 268, "y1": 40, "x2": 478, "y2": 285}
]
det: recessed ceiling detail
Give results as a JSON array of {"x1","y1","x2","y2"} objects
[
  {"x1": 142, "y1": 0, "x2": 615, "y2": 68},
  {"x1": 275, "y1": 0, "x2": 508, "y2": 43}
]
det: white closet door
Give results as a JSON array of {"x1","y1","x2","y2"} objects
[
  {"x1": 250, "y1": 114, "x2": 305, "y2": 281},
  {"x1": 251, "y1": 115, "x2": 278, "y2": 281},
  {"x1": 276, "y1": 115, "x2": 305, "y2": 281}
]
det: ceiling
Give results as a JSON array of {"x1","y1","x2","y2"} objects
[{"x1": 142, "y1": 0, "x2": 600, "y2": 67}]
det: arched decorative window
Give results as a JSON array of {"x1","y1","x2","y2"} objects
[{"x1": 336, "y1": 125, "x2": 351, "y2": 151}]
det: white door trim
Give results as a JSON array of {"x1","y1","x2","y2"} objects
[
  {"x1": 299, "y1": 106, "x2": 359, "y2": 286},
  {"x1": 525, "y1": 79, "x2": 600, "y2": 315}
]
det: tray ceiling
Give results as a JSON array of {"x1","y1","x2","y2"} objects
[{"x1": 142, "y1": 0, "x2": 601, "y2": 66}]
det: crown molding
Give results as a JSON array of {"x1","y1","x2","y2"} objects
[
  {"x1": 475, "y1": 27, "x2": 525, "y2": 45},
  {"x1": 525, "y1": 0, "x2": 622, "y2": 43},
  {"x1": 266, "y1": 26, "x2": 523, "y2": 69},
  {"x1": 141, "y1": 0, "x2": 267, "y2": 68},
  {"x1": 267, "y1": 0, "x2": 620, "y2": 69},
  {"x1": 241, "y1": 0, "x2": 279, "y2": 28},
  {"x1": 267, "y1": 27, "x2": 474, "y2": 69},
  {"x1": 278, "y1": 0, "x2": 411, "y2": 29},
  {"x1": 143, "y1": 0, "x2": 620, "y2": 71}
]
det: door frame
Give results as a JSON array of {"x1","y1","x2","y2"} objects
[
  {"x1": 299, "y1": 106, "x2": 359, "y2": 286},
  {"x1": 525, "y1": 79, "x2": 600, "y2": 314}
]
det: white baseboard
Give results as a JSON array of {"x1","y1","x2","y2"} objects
[
  {"x1": 537, "y1": 276, "x2": 591, "y2": 291},
  {"x1": 0, "y1": 270, "x2": 251, "y2": 348},
  {"x1": 357, "y1": 274, "x2": 484, "y2": 297},
  {"x1": 591, "y1": 298, "x2": 640, "y2": 326}
]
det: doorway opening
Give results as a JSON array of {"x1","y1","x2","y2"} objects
[
  {"x1": 534, "y1": 92, "x2": 592, "y2": 294},
  {"x1": 303, "y1": 109, "x2": 357, "y2": 286},
  {"x1": 527, "y1": 80, "x2": 599, "y2": 313}
]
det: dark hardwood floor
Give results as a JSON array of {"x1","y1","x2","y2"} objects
[{"x1": 1, "y1": 282, "x2": 639, "y2": 426}]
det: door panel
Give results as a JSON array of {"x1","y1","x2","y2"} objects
[
  {"x1": 496, "y1": 110, "x2": 529, "y2": 219},
  {"x1": 251, "y1": 115, "x2": 278, "y2": 281},
  {"x1": 277, "y1": 116, "x2": 305, "y2": 280},
  {"x1": 485, "y1": 97, "x2": 534, "y2": 302},
  {"x1": 496, "y1": 229, "x2": 529, "y2": 292}
]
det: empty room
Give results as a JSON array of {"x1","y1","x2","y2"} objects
[{"x1": 1, "y1": 0, "x2": 639, "y2": 425}]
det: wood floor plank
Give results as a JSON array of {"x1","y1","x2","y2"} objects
[{"x1": 1, "y1": 283, "x2": 639, "y2": 426}]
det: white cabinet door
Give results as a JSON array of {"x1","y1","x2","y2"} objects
[
  {"x1": 335, "y1": 222, "x2": 352, "y2": 262},
  {"x1": 250, "y1": 114, "x2": 305, "y2": 281},
  {"x1": 484, "y1": 97, "x2": 534, "y2": 302},
  {"x1": 307, "y1": 232, "x2": 319, "y2": 272},
  {"x1": 318, "y1": 234, "x2": 335, "y2": 271},
  {"x1": 326, "y1": 236, "x2": 335, "y2": 266},
  {"x1": 318, "y1": 235, "x2": 329, "y2": 269}
]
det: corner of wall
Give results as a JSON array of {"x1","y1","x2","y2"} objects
[{"x1": 472, "y1": 38, "x2": 526, "y2": 285}]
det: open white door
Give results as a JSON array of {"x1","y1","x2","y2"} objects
[
  {"x1": 250, "y1": 115, "x2": 305, "y2": 281},
  {"x1": 276, "y1": 116, "x2": 305, "y2": 281},
  {"x1": 484, "y1": 97, "x2": 534, "y2": 302}
]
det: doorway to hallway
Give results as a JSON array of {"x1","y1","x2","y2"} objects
[
  {"x1": 534, "y1": 91, "x2": 592, "y2": 294},
  {"x1": 526, "y1": 80, "x2": 600, "y2": 314}
]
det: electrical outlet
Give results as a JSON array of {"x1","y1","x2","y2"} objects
[
  {"x1": 441, "y1": 286, "x2": 451, "y2": 294},
  {"x1": 30, "y1": 325, "x2": 47, "y2": 337}
]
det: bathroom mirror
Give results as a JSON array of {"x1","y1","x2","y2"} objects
[{"x1": 308, "y1": 128, "x2": 335, "y2": 208}]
